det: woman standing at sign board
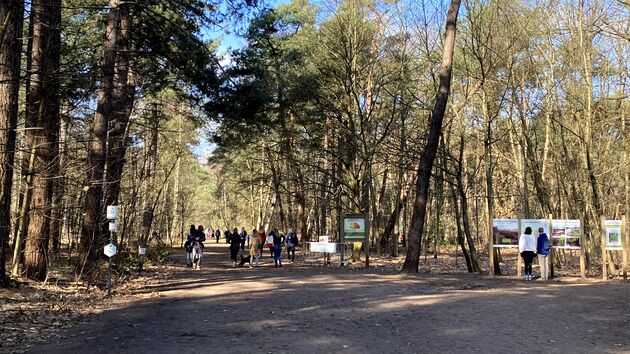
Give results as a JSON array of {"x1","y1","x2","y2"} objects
[{"x1": 519, "y1": 226, "x2": 537, "y2": 281}]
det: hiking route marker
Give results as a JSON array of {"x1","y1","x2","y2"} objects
[
  {"x1": 104, "y1": 243, "x2": 117, "y2": 257},
  {"x1": 105, "y1": 205, "x2": 119, "y2": 296}
]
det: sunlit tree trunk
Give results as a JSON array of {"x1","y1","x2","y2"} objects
[
  {"x1": 22, "y1": 0, "x2": 61, "y2": 280},
  {"x1": 402, "y1": 0, "x2": 461, "y2": 273},
  {"x1": 140, "y1": 105, "x2": 159, "y2": 245},
  {"x1": 105, "y1": 3, "x2": 134, "y2": 208},
  {"x1": 79, "y1": 0, "x2": 120, "y2": 272}
]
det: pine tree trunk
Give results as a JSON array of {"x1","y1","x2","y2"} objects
[
  {"x1": 402, "y1": 0, "x2": 461, "y2": 273},
  {"x1": 48, "y1": 118, "x2": 66, "y2": 253},
  {"x1": 105, "y1": 3, "x2": 134, "y2": 208},
  {"x1": 0, "y1": 0, "x2": 24, "y2": 285},
  {"x1": 443, "y1": 135, "x2": 473, "y2": 272},
  {"x1": 79, "y1": 0, "x2": 120, "y2": 272},
  {"x1": 22, "y1": 0, "x2": 61, "y2": 280},
  {"x1": 140, "y1": 105, "x2": 159, "y2": 245},
  {"x1": 455, "y1": 134, "x2": 480, "y2": 272}
]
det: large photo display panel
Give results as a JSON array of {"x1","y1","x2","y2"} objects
[
  {"x1": 493, "y1": 219, "x2": 519, "y2": 247},
  {"x1": 552, "y1": 219, "x2": 581, "y2": 249}
]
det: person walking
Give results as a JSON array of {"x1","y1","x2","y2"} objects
[
  {"x1": 215, "y1": 228, "x2": 220, "y2": 243},
  {"x1": 259, "y1": 229, "x2": 267, "y2": 258},
  {"x1": 184, "y1": 230, "x2": 195, "y2": 268},
  {"x1": 249, "y1": 228, "x2": 261, "y2": 267},
  {"x1": 519, "y1": 226, "x2": 537, "y2": 281},
  {"x1": 239, "y1": 227, "x2": 247, "y2": 251},
  {"x1": 192, "y1": 225, "x2": 205, "y2": 269},
  {"x1": 229, "y1": 228, "x2": 241, "y2": 267},
  {"x1": 271, "y1": 230, "x2": 285, "y2": 268},
  {"x1": 285, "y1": 229, "x2": 298, "y2": 263},
  {"x1": 224, "y1": 229, "x2": 231, "y2": 244},
  {"x1": 536, "y1": 227, "x2": 551, "y2": 281}
]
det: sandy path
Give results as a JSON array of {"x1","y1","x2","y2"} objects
[{"x1": 26, "y1": 243, "x2": 630, "y2": 354}]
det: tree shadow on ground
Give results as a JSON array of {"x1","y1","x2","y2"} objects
[{"x1": 27, "y1": 246, "x2": 630, "y2": 354}]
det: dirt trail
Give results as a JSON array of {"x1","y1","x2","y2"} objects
[{"x1": 26, "y1": 243, "x2": 630, "y2": 354}]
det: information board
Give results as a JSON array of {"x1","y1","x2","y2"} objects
[
  {"x1": 493, "y1": 219, "x2": 519, "y2": 247},
  {"x1": 551, "y1": 219, "x2": 581, "y2": 249},
  {"x1": 520, "y1": 219, "x2": 550, "y2": 238},
  {"x1": 342, "y1": 215, "x2": 367, "y2": 241},
  {"x1": 605, "y1": 220, "x2": 623, "y2": 250}
]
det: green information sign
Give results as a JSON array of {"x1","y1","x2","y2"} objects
[{"x1": 342, "y1": 215, "x2": 367, "y2": 241}]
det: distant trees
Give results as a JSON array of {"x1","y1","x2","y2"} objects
[
  {"x1": 211, "y1": 0, "x2": 629, "y2": 275},
  {"x1": 2, "y1": 0, "x2": 248, "y2": 283}
]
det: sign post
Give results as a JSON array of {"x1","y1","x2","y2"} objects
[
  {"x1": 103, "y1": 242, "x2": 117, "y2": 296},
  {"x1": 548, "y1": 214, "x2": 554, "y2": 279},
  {"x1": 623, "y1": 215, "x2": 628, "y2": 280},
  {"x1": 342, "y1": 214, "x2": 368, "y2": 267},
  {"x1": 105, "y1": 205, "x2": 119, "y2": 296}
]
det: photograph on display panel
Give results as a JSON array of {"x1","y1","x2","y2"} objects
[
  {"x1": 551, "y1": 219, "x2": 581, "y2": 249},
  {"x1": 493, "y1": 219, "x2": 519, "y2": 247}
]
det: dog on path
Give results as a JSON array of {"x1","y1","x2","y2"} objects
[{"x1": 238, "y1": 254, "x2": 251, "y2": 267}]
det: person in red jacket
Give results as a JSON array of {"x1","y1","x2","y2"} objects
[{"x1": 259, "y1": 229, "x2": 267, "y2": 258}]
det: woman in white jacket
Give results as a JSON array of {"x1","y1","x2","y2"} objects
[{"x1": 519, "y1": 226, "x2": 537, "y2": 281}]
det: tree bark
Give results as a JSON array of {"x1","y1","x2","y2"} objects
[
  {"x1": 105, "y1": 3, "x2": 135, "y2": 208},
  {"x1": 454, "y1": 134, "x2": 480, "y2": 272},
  {"x1": 140, "y1": 104, "x2": 159, "y2": 245},
  {"x1": 0, "y1": 0, "x2": 24, "y2": 285},
  {"x1": 22, "y1": 0, "x2": 61, "y2": 280},
  {"x1": 79, "y1": 0, "x2": 120, "y2": 272},
  {"x1": 402, "y1": 0, "x2": 461, "y2": 273}
]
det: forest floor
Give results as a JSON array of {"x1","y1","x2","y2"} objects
[{"x1": 4, "y1": 242, "x2": 630, "y2": 354}]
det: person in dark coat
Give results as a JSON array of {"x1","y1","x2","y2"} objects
[
  {"x1": 229, "y1": 229, "x2": 241, "y2": 267},
  {"x1": 184, "y1": 225, "x2": 196, "y2": 267},
  {"x1": 237, "y1": 227, "x2": 246, "y2": 251},
  {"x1": 285, "y1": 229, "x2": 298, "y2": 263}
]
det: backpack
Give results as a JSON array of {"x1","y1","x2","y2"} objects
[
  {"x1": 544, "y1": 237, "x2": 550, "y2": 251},
  {"x1": 541, "y1": 236, "x2": 550, "y2": 253}
]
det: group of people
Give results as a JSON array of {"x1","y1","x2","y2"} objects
[
  {"x1": 519, "y1": 226, "x2": 551, "y2": 281},
  {"x1": 183, "y1": 225, "x2": 300, "y2": 269},
  {"x1": 229, "y1": 228, "x2": 299, "y2": 268},
  {"x1": 183, "y1": 224, "x2": 206, "y2": 269}
]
